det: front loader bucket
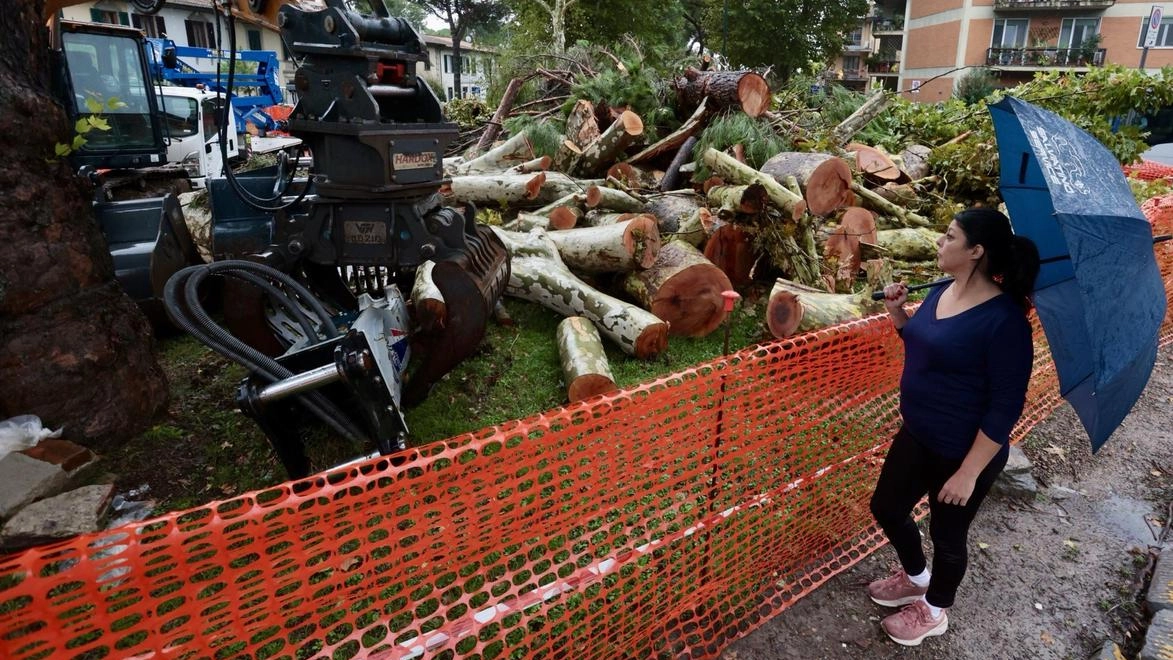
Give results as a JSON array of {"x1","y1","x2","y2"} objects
[
  {"x1": 403, "y1": 224, "x2": 510, "y2": 406},
  {"x1": 94, "y1": 193, "x2": 201, "y2": 326}
]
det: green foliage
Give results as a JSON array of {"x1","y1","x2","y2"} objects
[
  {"x1": 714, "y1": 0, "x2": 870, "y2": 79},
  {"x1": 561, "y1": 42, "x2": 676, "y2": 141},
  {"x1": 501, "y1": 115, "x2": 563, "y2": 158},
  {"x1": 444, "y1": 96, "x2": 491, "y2": 130},
  {"x1": 1129, "y1": 176, "x2": 1173, "y2": 204},
  {"x1": 692, "y1": 112, "x2": 790, "y2": 177},
  {"x1": 53, "y1": 95, "x2": 122, "y2": 158},
  {"x1": 954, "y1": 68, "x2": 998, "y2": 105}
]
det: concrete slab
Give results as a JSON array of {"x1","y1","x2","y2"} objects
[
  {"x1": 1, "y1": 484, "x2": 115, "y2": 550},
  {"x1": 1147, "y1": 548, "x2": 1173, "y2": 613},
  {"x1": 0, "y1": 453, "x2": 67, "y2": 519},
  {"x1": 1140, "y1": 608, "x2": 1173, "y2": 660}
]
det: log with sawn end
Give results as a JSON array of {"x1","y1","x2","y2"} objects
[
  {"x1": 491, "y1": 227, "x2": 669, "y2": 359},
  {"x1": 557, "y1": 316, "x2": 619, "y2": 403},
  {"x1": 545, "y1": 216, "x2": 661, "y2": 272},
  {"x1": 765, "y1": 278, "x2": 884, "y2": 338},
  {"x1": 643, "y1": 191, "x2": 710, "y2": 246},
  {"x1": 411, "y1": 260, "x2": 445, "y2": 333},
  {"x1": 760, "y1": 152, "x2": 855, "y2": 217},
  {"x1": 569, "y1": 110, "x2": 645, "y2": 178},
  {"x1": 450, "y1": 131, "x2": 535, "y2": 176},
  {"x1": 622, "y1": 241, "x2": 733, "y2": 338}
]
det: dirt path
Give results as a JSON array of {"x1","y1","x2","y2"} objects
[{"x1": 723, "y1": 347, "x2": 1173, "y2": 660}]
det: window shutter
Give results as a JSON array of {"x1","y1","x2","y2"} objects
[
  {"x1": 119, "y1": 11, "x2": 129, "y2": 25},
  {"x1": 90, "y1": 8, "x2": 103, "y2": 22},
  {"x1": 247, "y1": 29, "x2": 262, "y2": 51},
  {"x1": 185, "y1": 20, "x2": 196, "y2": 45}
]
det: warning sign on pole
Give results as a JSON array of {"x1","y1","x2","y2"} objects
[{"x1": 1144, "y1": 5, "x2": 1164, "y2": 48}]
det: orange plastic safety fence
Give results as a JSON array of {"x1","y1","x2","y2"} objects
[
  {"x1": 1, "y1": 215, "x2": 1171, "y2": 660},
  {"x1": 1124, "y1": 159, "x2": 1173, "y2": 181}
]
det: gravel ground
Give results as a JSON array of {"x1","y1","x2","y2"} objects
[{"x1": 722, "y1": 347, "x2": 1173, "y2": 660}]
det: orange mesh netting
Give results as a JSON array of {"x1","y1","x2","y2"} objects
[
  {"x1": 1124, "y1": 159, "x2": 1173, "y2": 181},
  {"x1": 2, "y1": 214, "x2": 1171, "y2": 660}
]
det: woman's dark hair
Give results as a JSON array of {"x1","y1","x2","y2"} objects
[{"x1": 954, "y1": 207, "x2": 1040, "y2": 313}]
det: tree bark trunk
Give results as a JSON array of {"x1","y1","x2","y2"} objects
[
  {"x1": 673, "y1": 67, "x2": 771, "y2": 117},
  {"x1": 760, "y1": 152, "x2": 854, "y2": 217},
  {"x1": 569, "y1": 110, "x2": 644, "y2": 178},
  {"x1": 492, "y1": 227, "x2": 668, "y2": 358},
  {"x1": 629, "y1": 97, "x2": 710, "y2": 167},
  {"x1": 622, "y1": 241, "x2": 732, "y2": 337},
  {"x1": 765, "y1": 279, "x2": 883, "y2": 338},
  {"x1": 470, "y1": 77, "x2": 526, "y2": 157},
  {"x1": 701, "y1": 148, "x2": 805, "y2": 218},
  {"x1": 707, "y1": 183, "x2": 768, "y2": 216},
  {"x1": 829, "y1": 90, "x2": 890, "y2": 146},
  {"x1": 411, "y1": 260, "x2": 446, "y2": 333},
  {"x1": 875, "y1": 227, "x2": 943, "y2": 261},
  {"x1": 557, "y1": 316, "x2": 618, "y2": 402},
  {"x1": 545, "y1": 216, "x2": 661, "y2": 272},
  {"x1": 898, "y1": 144, "x2": 932, "y2": 180},
  {"x1": 850, "y1": 182, "x2": 931, "y2": 228},
  {"x1": 0, "y1": 3, "x2": 167, "y2": 444},
  {"x1": 450, "y1": 131, "x2": 535, "y2": 175},
  {"x1": 585, "y1": 184, "x2": 644, "y2": 213}
]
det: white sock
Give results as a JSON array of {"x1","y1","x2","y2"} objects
[
  {"x1": 920, "y1": 596, "x2": 943, "y2": 618},
  {"x1": 907, "y1": 568, "x2": 930, "y2": 587}
]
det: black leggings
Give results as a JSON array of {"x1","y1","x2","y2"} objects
[{"x1": 869, "y1": 426, "x2": 1008, "y2": 608}]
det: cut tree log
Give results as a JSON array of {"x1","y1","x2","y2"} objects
[
  {"x1": 451, "y1": 131, "x2": 534, "y2": 175},
  {"x1": 707, "y1": 183, "x2": 768, "y2": 217},
  {"x1": 829, "y1": 90, "x2": 890, "y2": 147},
  {"x1": 872, "y1": 182, "x2": 920, "y2": 208},
  {"x1": 703, "y1": 218, "x2": 754, "y2": 286},
  {"x1": 643, "y1": 192, "x2": 710, "y2": 245},
  {"x1": 850, "y1": 182, "x2": 930, "y2": 228},
  {"x1": 622, "y1": 241, "x2": 733, "y2": 337},
  {"x1": 552, "y1": 139, "x2": 583, "y2": 173},
  {"x1": 444, "y1": 172, "x2": 547, "y2": 205},
  {"x1": 508, "y1": 155, "x2": 552, "y2": 174},
  {"x1": 515, "y1": 210, "x2": 579, "y2": 231},
  {"x1": 607, "y1": 162, "x2": 658, "y2": 190},
  {"x1": 898, "y1": 144, "x2": 932, "y2": 180},
  {"x1": 545, "y1": 216, "x2": 661, "y2": 272},
  {"x1": 765, "y1": 278, "x2": 883, "y2": 338},
  {"x1": 565, "y1": 99, "x2": 601, "y2": 148},
  {"x1": 585, "y1": 184, "x2": 645, "y2": 213},
  {"x1": 411, "y1": 260, "x2": 445, "y2": 333},
  {"x1": 569, "y1": 110, "x2": 645, "y2": 178},
  {"x1": 760, "y1": 153, "x2": 854, "y2": 216},
  {"x1": 629, "y1": 97, "x2": 710, "y2": 166},
  {"x1": 701, "y1": 148, "x2": 805, "y2": 218},
  {"x1": 673, "y1": 67, "x2": 771, "y2": 118},
  {"x1": 492, "y1": 227, "x2": 669, "y2": 358},
  {"x1": 557, "y1": 316, "x2": 619, "y2": 403},
  {"x1": 824, "y1": 207, "x2": 877, "y2": 290},
  {"x1": 580, "y1": 211, "x2": 639, "y2": 227},
  {"x1": 876, "y1": 227, "x2": 943, "y2": 261},
  {"x1": 844, "y1": 142, "x2": 904, "y2": 183}
]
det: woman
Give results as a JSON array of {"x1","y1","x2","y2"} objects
[{"x1": 867, "y1": 207, "x2": 1040, "y2": 647}]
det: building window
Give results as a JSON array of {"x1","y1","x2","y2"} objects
[
  {"x1": 447, "y1": 86, "x2": 453, "y2": 100},
  {"x1": 1059, "y1": 18, "x2": 1099, "y2": 49},
  {"x1": 842, "y1": 55, "x2": 861, "y2": 75},
  {"x1": 90, "y1": 8, "x2": 128, "y2": 25},
  {"x1": 846, "y1": 28, "x2": 863, "y2": 47},
  {"x1": 185, "y1": 20, "x2": 216, "y2": 49},
  {"x1": 247, "y1": 29, "x2": 262, "y2": 51},
  {"x1": 131, "y1": 13, "x2": 166, "y2": 38},
  {"x1": 1138, "y1": 17, "x2": 1173, "y2": 48},
  {"x1": 443, "y1": 54, "x2": 450, "y2": 73},
  {"x1": 992, "y1": 18, "x2": 1029, "y2": 49}
]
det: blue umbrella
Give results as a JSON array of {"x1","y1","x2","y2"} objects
[{"x1": 989, "y1": 96, "x2": 1167, "y2": 451}]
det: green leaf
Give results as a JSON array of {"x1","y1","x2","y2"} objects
[
  {"x1": 75, "y1": 118, "x2": 90, "y2": 134},
  {"x1": 106, "y1": 97, "x2": 127, "y2": 110},
  {"x1": 54, "y1": 142, "x2": 72, "y2": 157},
  {"x1": 71, "y1": 134, "x2": 87, "y2": 150},
  {"x1": 87, "y1": 116, "x2": 111, "y2": 131},
  {"x1": 84, "y1": 96, "x2": 103, "y2": 114}
]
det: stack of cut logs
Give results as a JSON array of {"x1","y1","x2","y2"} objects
[{"x1": 433, "y1": 75, "x2": 944, "y2": 402}]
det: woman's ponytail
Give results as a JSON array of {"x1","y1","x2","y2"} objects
[{"x1": 1003, "y1": 235, "x2": 1040, "y2": 312}]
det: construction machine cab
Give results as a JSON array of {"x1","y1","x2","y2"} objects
[{"x1": 53, "y1": 20, "x2": 167, "y2": 169}]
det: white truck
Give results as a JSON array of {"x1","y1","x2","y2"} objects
[{"x1": 156, "y1": 86, "x2": 243, "y2": 189}]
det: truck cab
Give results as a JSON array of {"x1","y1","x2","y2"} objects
[{"x1": 157, "y1": 85, "x2": 243, "y2": 188}]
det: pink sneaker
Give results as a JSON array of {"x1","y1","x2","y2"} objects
[
  {"x1": 867, "y1": 569, "x2": 928, "y2": 607},
  {"x1": 880, "y1": 600, "x2": 948, "y2": 646}
]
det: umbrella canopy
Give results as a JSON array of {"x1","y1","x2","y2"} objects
[{"x1": 989, "y1": 96, "x2": 1167, "y2": 451}]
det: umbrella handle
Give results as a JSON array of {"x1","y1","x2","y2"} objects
[{"x1": 870, "y1": 277, "x2": 953, "y2": 301}]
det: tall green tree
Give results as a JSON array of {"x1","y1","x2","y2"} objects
[
  {"x1": 411, "y1": 0, "x2": 509, "y2": 97},
  {"x1": 715, "y1": 0, "x2": 868, "y2": 79},
  {"x1": 504, "y1": 0, "x2": 686, "y2": 62}
]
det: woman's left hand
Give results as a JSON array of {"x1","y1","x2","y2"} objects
[{"x1": 938, "y1": 472, "x2": 977, "y2": 506}]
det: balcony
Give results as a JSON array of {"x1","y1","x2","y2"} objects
[
  {"x1": 844, "y1": 39, "x2": 873, "y2": 52},
  {"x1": 871, "y1": 18, "x2": 904, "y2": 33},
  {"x1": 994, "y1": 0, "x2": 1114, "y2": 11},
  {"x1": 867, "y1": 58, "x2": 900, "y2": 75},
  {"x1": 986, "y1": 46, "x2": 1106, "y2": 67}
]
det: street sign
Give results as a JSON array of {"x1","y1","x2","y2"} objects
[{"x1": 1144, "y1": 5, "x2": 1164, "y2": 48}]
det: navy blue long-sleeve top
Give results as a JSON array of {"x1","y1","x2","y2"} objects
[{"x1": 898, "y1": 285, "x2": 1034, "y2": 459}]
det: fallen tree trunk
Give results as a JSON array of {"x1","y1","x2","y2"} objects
[
  {"x1": 545, "y1": 216, "x2": 661, "y2": 272},
  {"x1": 444, "y1": 172, "x2": 547, "y2": 205},
  {"x1": 622, "y1": 241, "x2": 733, "y2": 337},
  {"x1": 829, "y1": 90, "x2": 890, "y2": 147},
  {"x1": 629, "y1": 97, "x2": 710, "y2": 166},
  {"x1": 673, "y1": 67, "x2": 771, "y2": 118},
  {"x1": 470, "y1": 76, "x2": 525, "y2": 157},
  {"x1": 608, "y1": 162, "x2": 658, "y2": 190},
  {"x1": 411, "y1": 260, "x2": 445, "y2": 333},
  {"x1": 765, "y1": 278, "x2": 883, "y2": 338},
  {"x1": 760, "y1": 153, "x2": 854, "y2": 216},
  {"x1": 586, "y1": 184, "x2": 645, "y2": 213},
  {"x1": 492, "y1": 227, "x2": 668, "y2": 358},
  {"x1": 557, "y1": 316, "x2": 619, "y2": 403},
  {"x1": 659, "y1": 135, "x2": 698, "y2": 192},
  {"x1": 570, "y1": 110, "x2": 645, "y2": 178},
  {"x1": 845, "y1": 143, "x2": 904, "y2": 183},
  {"x1": 580, "y1": 211, "x2": 639, "y2": 227},
  {"x1": 898, "y1": 144, "x2": 932, "y2": 180},
  {"x1": 451, "y1": 131, "x2": 534, "y2": 175},
  {"x1": 850, "y1": 182, "x2": 930, "y2": 228},
  {"x1": 876, "y1": 227, "x2": 943, "y2": 261},
  {"x1": 701, "y1": 148, "x2": 805, "y2": 218},
  {"x1": 508, "y1": 155, "x2": 552, "y2": 174},
  {"x1": 707, "y1": 183, "x2": 768, "y2": 217}
]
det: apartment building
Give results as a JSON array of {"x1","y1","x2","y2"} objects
[
  {"x1": 835, "y1": 1, "x2": 1173, "y2": 100},
  {"x1": 420, "y1": 35, "x2": 496, "y2": 101},
  {"x1": 835, "y1": 0, "x2": 906, "y2": 91}
]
